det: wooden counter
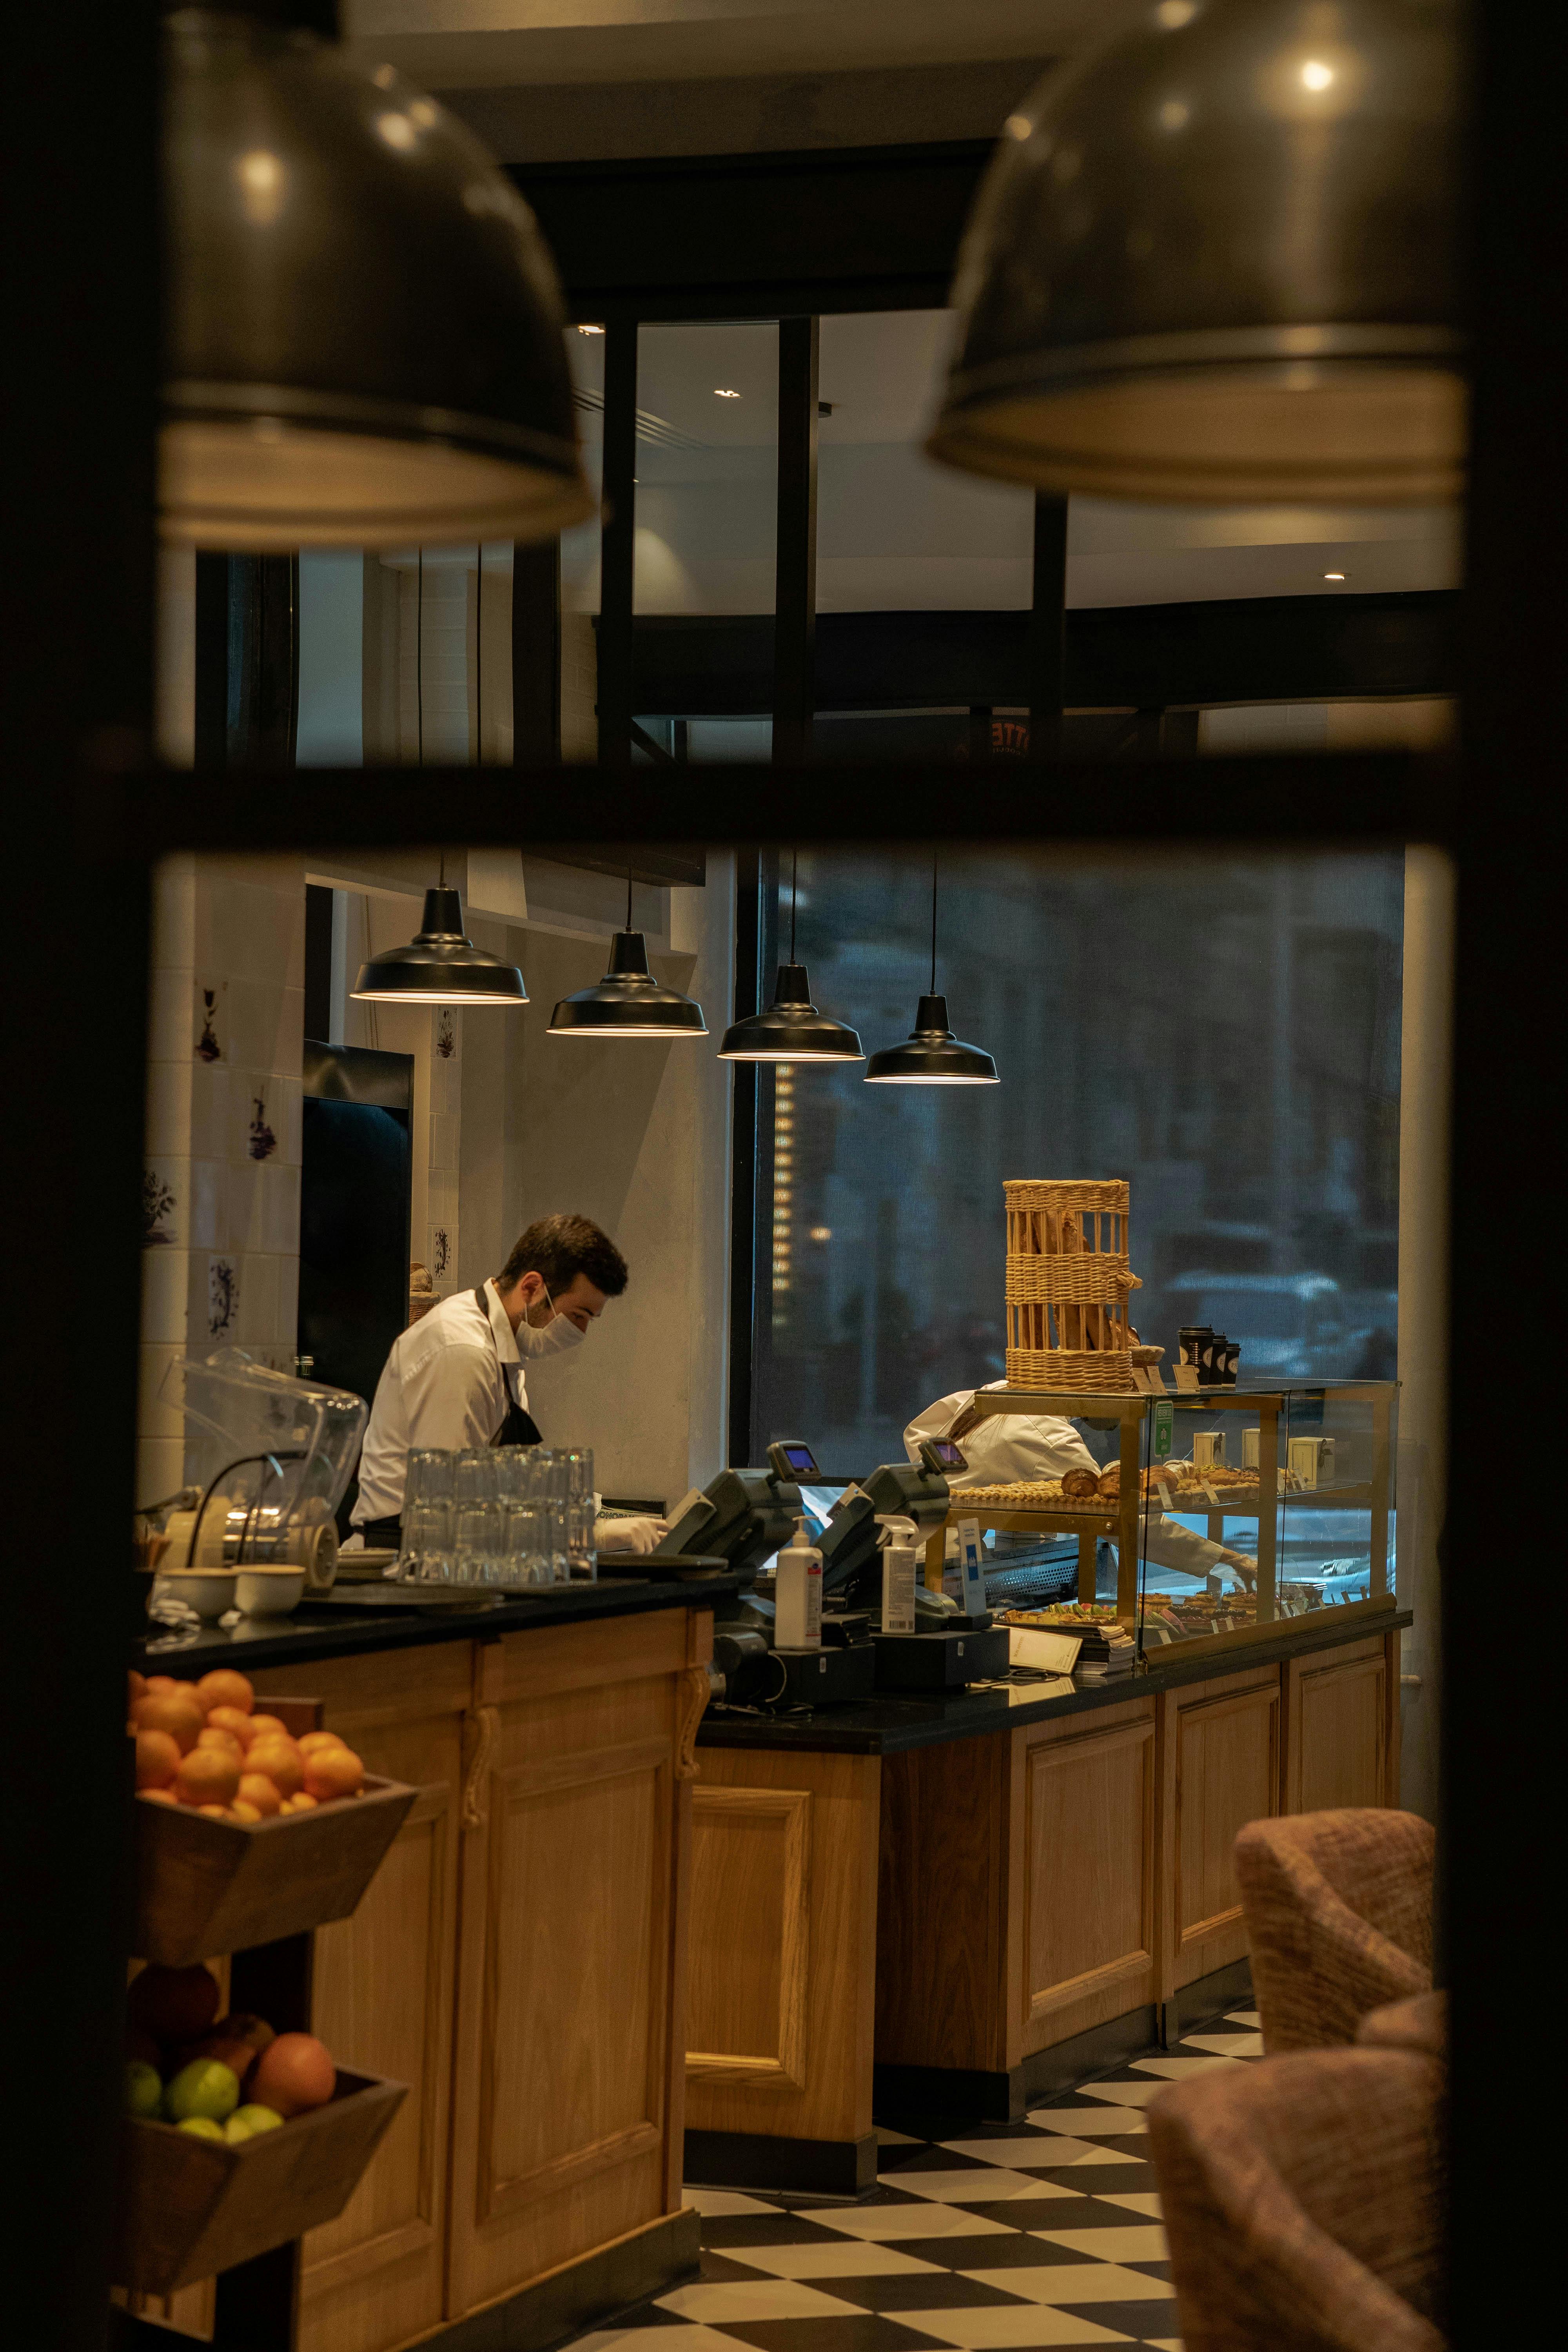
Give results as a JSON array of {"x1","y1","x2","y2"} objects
[
  {"x1": 684, "y1": 1612, "x2": 1406, "y2": 2189},
  {"x1": 128, "y1": 1595, "x2": 715, "y2": 2352}
]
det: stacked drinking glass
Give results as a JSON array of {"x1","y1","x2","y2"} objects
[
  {"x1": 396, "y1": 1445, "x2": 594, "y2": 1588},
  {"x1": 399, "y1": 1450, "x2": 455, "y2": 1582}
]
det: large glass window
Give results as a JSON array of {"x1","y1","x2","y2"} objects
[{"x1": 746, "y1": 849, "x2": 1403, "y2": 1470}]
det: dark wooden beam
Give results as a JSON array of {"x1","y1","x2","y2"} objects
[
  {"x1": 622, "y1": 592, "x2": 1460, "y2": 716},
  {"x1": 510, "y1": 140, "x2": 993, "y2": 322}
]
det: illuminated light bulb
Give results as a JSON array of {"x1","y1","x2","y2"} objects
[{"x1": 1300, "y1": 59, "x2": 1334, "y2": 91}]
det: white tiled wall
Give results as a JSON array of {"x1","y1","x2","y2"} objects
[{"x1": 138, "y1": 853, "x2": 306, "y2": 1504}]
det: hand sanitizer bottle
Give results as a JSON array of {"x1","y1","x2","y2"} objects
[
  {"x1": 875, "y1": 1514, "x2": 917, "y2": 1634},
  {"x1": 774, "y1": 1515, "x2": 823, "y2": 1650}
]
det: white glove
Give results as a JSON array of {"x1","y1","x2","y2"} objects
[{"x1": 594, "y1": 1513, "x2": 668, "y2": 1557}]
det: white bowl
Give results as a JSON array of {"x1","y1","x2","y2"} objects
[
  {"x1": 154, "y1": 1569, "x2": 239, "y2": 1621},
  {"x1": 235, "y1": 1566, "x2": 307, "y2": 1617}
]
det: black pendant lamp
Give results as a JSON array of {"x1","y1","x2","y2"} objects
[
  {"x1": 352, "y1": 552, "x2": 528, "y2": 1006},
  {"x1": 548, "y1": 869, "x2": 708, "y2": 1038},
  {"x1": 865, "y1": 857, "x2": 998, "y2": 1086},
  {"x1": 718, "y1": 853, "x2": 864, "y2": 1063},
  {"x1": 928, "y1": 0, "x2": 1463, "y2": 504},
  {"x1": 162, "y1": 3, "x2": 593, "y2": 548}
]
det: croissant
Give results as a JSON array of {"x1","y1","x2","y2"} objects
[{"x1": 1061, "y1": 1467, "x2": 1100, "y2": 1499}]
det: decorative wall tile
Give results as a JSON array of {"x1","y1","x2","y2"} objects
[
  {"x1": 246, "y1": 1086, "x2": 280, "y2": 1163},
  {"x1": 194, "y1": 977, "x2": 227, "y2": 1063},
  {"x1": 143, "y1": 1158, "x2": 187, "y2": 1250},
  {"x1": 435, "y1": 1006, "x2": 459, "y2": 1063},
  {"x1": 137, "y1": 1435, "x2": 185, "y2": 1513},
  {"x1": 140, "y1": 1244, "x2": 189, "y2": 1347},
  {"x1": 153, "y1": 857, "x2": 197, "y2": 970},
  {"x1": 138, "y1": 1340, "x2": 189, "y2": 1443},
  {"x1": 238, "y1": 1250, "x2": 281, "y2": 1348},
  {"x1": 189, "y1": 1060, "x2": 229, "y2": 1161},
  {"x1": 206, "y1": 1253, "x2": 241, "y2": 1341},
  {"x1": 263, "y1": 1161, "x2": 301, "y2": 1255},
  {"x1": 428, "y1": 1224, "x2": 456, "y2": 1287},
  {"x1": 144, "y1": 1060, "x2": 194, "y2": 1159},
  {"x1": 189, "y1": 1158, "x2": 223, "y2": 1251}
]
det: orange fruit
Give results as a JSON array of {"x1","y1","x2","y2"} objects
[
  {"x1": 303, "y1": 1746, "x2": 364, "y2": 1802},
  {"x1": 174, "y1": 1747, "x2": 241, "y2": 1809},
  {"x1": 229, "y1": 1800, "x2": 262, "y2": 1824},
  {"x1": 246, "y1": 1715, "x2": 290, "y2": 1743},
  {"x1": 197, "y1": 1804, "x2": 228, "y2": 1818},
  {"x1": 128, "y1": 1670, "x2": 147, "y2": 1709},
  {"x1": 134, "y1": 1692, "x2": 205, "y2": 1755},
  {"x1": 245, "y1": 1737, "x2": 304, "y2": 1799},
  {"x1": 249, "y1": 2033, "x2": 336, "y2": 2116},
  {"x1": 197, "y1": 1725, "x2": 244, "y2": 1760},
  {"x1": 207, "y1": 1705, "x2": 255, "y2": 1750},
  {"x1": 297, "y1": 1731, "x2": 347, "y2": 1757},
  {"x1": 135, "y1": 1729, "x2": 181, "y2": 1790},
  {"x1": 195, "y1": 1669, "x2": 253, "y2": 1717},
  {"x1": 236, "y1": 1772, "x2": 283, "y2": 1817},
  {"x1": 286, "y1": 1793, "x2": 318, "y2": 1813},
  {"x1": 144, "y1": 1675, "x2": 178, "y2": 1695},
  {"x1": 139, "y1": 1787, "x2": 178, "y2": 1807}
]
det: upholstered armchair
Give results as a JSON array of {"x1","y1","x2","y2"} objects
[{"x1": 1234, "y1": 1808, "x2": 1435, "y2": 2051}]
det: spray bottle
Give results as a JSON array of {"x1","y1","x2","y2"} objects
[
  {"x1": 875, "y1": 1513, "x2": 918, "y2": 1635},
  {"x1": 774, "y1": 1515, "x2": 823, "y2": 1650}
]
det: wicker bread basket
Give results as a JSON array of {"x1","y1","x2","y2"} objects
[{"x1": 1004, "y1": 1178, "x2": 1142, "y2": 1392}]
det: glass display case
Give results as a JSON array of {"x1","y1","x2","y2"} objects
[{"x1": 954, "y1": 1381, "x2": 1397, "y2": 1666}]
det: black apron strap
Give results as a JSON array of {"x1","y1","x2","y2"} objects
[{"x1": 475, "y1": 1285, "x2": 543, "y2": 1448}]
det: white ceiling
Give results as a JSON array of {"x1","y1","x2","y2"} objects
[{"x1": 560, "y1": 315, "x2": 1461, "y2": 614}]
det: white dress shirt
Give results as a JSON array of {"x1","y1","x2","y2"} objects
[{"x1": 352, "y1": 1280, "x2": 525, "y2": 1526}]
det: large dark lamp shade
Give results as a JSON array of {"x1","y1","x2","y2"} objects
[
  {"x1": 351, "y1": 888, "x2": 528, "y2": 1004},
  {"x1": 548, "y1": 932, "x2": 708, "y2": 1038},
  {"x1": 929, "y1": 0, "x2": 1463, "y2": 504},
  {"x1": 162, "y1": 9, "x2": 593, "y2": 548},
  {"x1": 718, "y1": 964, "x2": 864, "y2": 1062},
  {"x1": 865, "y1": 996, "x2": 998, "y2": 1085}
]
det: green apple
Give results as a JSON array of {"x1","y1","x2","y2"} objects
[
  {"x1": 176, "y1": 2115, "x2": 226, "y2": 2140},
  {"x1": 224, "y1": 2104, "x2": 285, "y2": 2144},
  {"x1": 125, "y1": 2061, "x2": 163, "y2": 2118},
  {"x1": 165, "y1": 2058, "x2": 241, "y2": 2124}
]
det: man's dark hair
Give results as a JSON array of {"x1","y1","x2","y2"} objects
[{"x1": 499, "y1": 1213, "x2": 628, "y2": 1300}]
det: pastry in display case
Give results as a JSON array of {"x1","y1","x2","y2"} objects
[{"x1": 1133, "y1": 1381, "x2": 1397, "y2": 1657}]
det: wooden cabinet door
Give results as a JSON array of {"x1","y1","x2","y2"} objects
[
  {"x1": 445, "y1": 1613, "x2": 704, "y2": 2321},
  {"x1": 249, "y1": 1647, "x2": 468, "y2": 2352},
  {"x1": 1284, "y1": 1636, "x2": 1392, "y2": 1815},
  {"x1": 1158, "y1": 1669, "x2": 1281, "y2": 1995},
  {"x1": 687, "y1": 1746, "x2": 880, "y2": 2149},
  {"x1": 1014, "y1": 1697, "x2": 1158, "y2": 2059}
]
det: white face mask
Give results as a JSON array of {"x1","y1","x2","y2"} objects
[{"x1": 514, "y1": 1279, "x2": 587, "y2": 1359}]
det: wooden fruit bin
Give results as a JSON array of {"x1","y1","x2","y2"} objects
[
  {"x1": 133, "y1": 1775, "x2": 417, "y2": 1966},
  {"x1": 114, "y1": 2067, "x2": 406, "y2": 2293}
]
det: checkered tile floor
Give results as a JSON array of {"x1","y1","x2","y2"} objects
[{"x1": 572, "y1": 2014, "x2": 1262, "y2": 2352}]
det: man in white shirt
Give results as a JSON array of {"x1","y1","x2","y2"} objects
[{"x1": 352, "y1": 1212, "x2": 664, "y2": 1555}]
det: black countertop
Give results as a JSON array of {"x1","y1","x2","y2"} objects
[
  {"x1": 697, "y1": 1605, "x2": 1413, "y2": 1757},
  {"x1": 132, "y1": 1572, "x2": 743, "y2": 1679}
]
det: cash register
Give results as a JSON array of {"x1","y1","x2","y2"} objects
[{"x1": 652, "y1": 1436, "x2": 1009, "y2": 1703}]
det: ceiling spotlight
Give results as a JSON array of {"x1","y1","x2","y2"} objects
[
  {"x1": 1323, "y1": 570, "x2": 1346, "y2": 579},
  {"x1": 577, "y1": 323, "x2": 606, "y2": 335},
  {"x1": 1300, "y1": 58, "x2": 1335, "y2": 90},
  {"x1": 714, "y1": 387, "x2": 741, "y2": 399}
]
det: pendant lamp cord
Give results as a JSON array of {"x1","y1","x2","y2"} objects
[
  {"x1": 930, "y1": 849, "x2": 939, "y2": 994},
  {"x1": 627, "y1": 861, "x2": 633, "y2": 932},
  {"x1": 474, "y1": 542, "x2": 482, "y2": 768},
  {"x1": 416, "y1": 548, "x2": 423, "y2": 769},
  {"x1": 790, "y1": 847, "x2": 798, "y2": 964}
]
